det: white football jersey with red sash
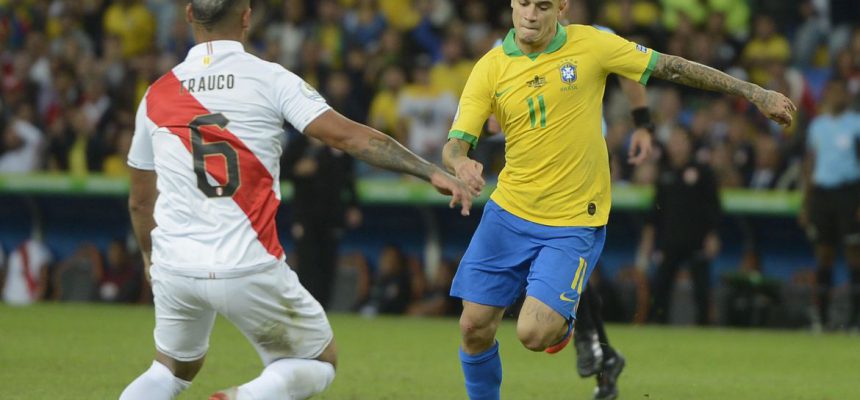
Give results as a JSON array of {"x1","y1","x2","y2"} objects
[{"x1": 128, "y1": 40, "x2": 330, "y2": 277}]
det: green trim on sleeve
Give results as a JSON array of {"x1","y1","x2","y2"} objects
[
  {"x1": 639, "y1": 51, "x2": 661, "y2": 85},
  {"x1": 448, "y1": 130, "x2": 479, "y2": 149}
]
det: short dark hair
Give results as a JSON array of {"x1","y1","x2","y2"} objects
[{"x1": 190, "y1": 0, "x2": 249, "y2": 31}]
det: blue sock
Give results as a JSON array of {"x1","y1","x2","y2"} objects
[{"x1": 459, "y1": 341, "x2": 502, "y2": 400}]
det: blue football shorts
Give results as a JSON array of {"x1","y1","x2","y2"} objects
[{"x1": 450, "y1": 200, "x2": 606, "y2": 320}]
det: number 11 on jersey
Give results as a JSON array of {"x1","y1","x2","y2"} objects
[{"x1": 526, "y1": 95, "x2": 547, "y2": 129}]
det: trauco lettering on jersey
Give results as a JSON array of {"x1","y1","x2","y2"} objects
[{"x1": 180, "y1": 74, "x2": 235, "y2": 94}]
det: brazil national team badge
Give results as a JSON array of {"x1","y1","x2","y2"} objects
[{"x1": 560, "y1": 63, "x2": 577, "y2": 85}]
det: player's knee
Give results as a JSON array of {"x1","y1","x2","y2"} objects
[
  {"x1": 516, "y1": 324, "x2": 555, "y2": 352},
  {"x1": 459, "y1": 316, "x2": 496, "y2": 349}
]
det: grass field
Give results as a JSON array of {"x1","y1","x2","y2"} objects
[{"x1": 0, "y1": 304, "x2": 857, "y2": 399}]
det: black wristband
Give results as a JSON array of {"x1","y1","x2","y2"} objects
[{"x1": 631, "y1": 107, "x2": 655, "y2": 134}]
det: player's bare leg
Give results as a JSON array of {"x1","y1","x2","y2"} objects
[
  {"x1": 459, "y1": 301, "x2": 505, "y2": 399},
  {"x1": 211, "y1": 338, "x2": 338, "y2": 400},
  {"x1": 516, "y1": 296, "x2": 571, "y2": 353},
  {"x1": 156, "y1": 351, "x2": 207, "y2": 380},
  {"x1": 460, "y1": 301, "x2": 505, "y2": 354},
  {"x1": 119, "y1": 351, "x2": 204, "y2": 400}
]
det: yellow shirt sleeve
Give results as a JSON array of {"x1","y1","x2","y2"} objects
[
  {"x1": 593, "y1": 28, "x2": 660, "y2": 85},
  {"x1": 448, "y1": 55, "x2": 495, "y2": 149}
]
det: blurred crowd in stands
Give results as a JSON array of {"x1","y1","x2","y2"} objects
[
  {"x1": 1, "y1": 236, "x2": 149, "y2": 305},
  {"x1": 2, "y1": 0, "x2": 860, "y2": 324},
  {"x1": 0, "y1": 0, "x2": 857, "y2": 189},
  {"x1": 1, "y1": 233, "x2": 461, "y2": 318}
]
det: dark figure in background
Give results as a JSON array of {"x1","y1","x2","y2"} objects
[
  {"x1": 800, "y1": 78, "x2": 860, "y2": 331},
  {"x1": 642, "y1": 127, "x2": 722, "y2": 325},
  {"x1": 99, "y1": 239, "x2": 143, "y2": 303},
  {"x1": 54, "y1": 243, "x2": 102, "y2": 302},
  {"x1": 361, "y1": 244, "x2": 414, "y2": 316},
  {"x1": 408, "y1": 259, "x2": 462, "y2": 317},
  {"x1": 283, "y1": 133, "x2": 361, "y2": 309}
]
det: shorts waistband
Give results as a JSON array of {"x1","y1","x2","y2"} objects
[{"x1": 151, "y1": 260, "x2": 282, "y2": 279}]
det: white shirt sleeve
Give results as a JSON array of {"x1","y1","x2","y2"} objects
[
  {"x1": 274, "y1": 69, "x2": 331, "y2": 133},
  {"x1": 127, "y1": 93, "x2": 156, "y2": 170}
]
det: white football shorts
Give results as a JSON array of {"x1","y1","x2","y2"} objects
[{"x1": 149, "y1": 261, "x2": 333, "y2": 364}]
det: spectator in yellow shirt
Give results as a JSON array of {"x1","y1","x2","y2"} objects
[
  {"x1": 378, "y1": 0, "x2": 419, "y2": 31},
  {"x1": 742, "y1": 15, "x2": 791, "y2": 86},
  {"x1": 430, "y1": 36, "x2": 475, "y2": 98},
  {"x1": 369, "y1": 64, "x2": 407, "y2": 141},
  {"x1": 103, "y1": 0, "x2": 155, "y2": 59},
  {"x1": 103, "y1": 129, "x2": 133, "y2": 178}
]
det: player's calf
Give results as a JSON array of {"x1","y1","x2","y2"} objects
[
  {"x1": 220, "y1": 358, "x2": 335, "y2": 400},
  {"x1": 120, "y1": 359, "x2": 194, "y2": 400}
]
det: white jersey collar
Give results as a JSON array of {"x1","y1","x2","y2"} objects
[{"x1": 186, "y1": 40, "x2": 245, "y2": 60}]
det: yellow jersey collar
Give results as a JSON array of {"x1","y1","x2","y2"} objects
[{"x1": 502, "y1": 23, "x2": 567, "y2": 60}]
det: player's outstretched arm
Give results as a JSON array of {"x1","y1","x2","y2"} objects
[
  {"x1": 651, "y1": 54, "x2": 797, "y2": 126},
  {"x1": 129, "y1": 167, "x2": 157, "y2": 281},
  {"x1": 304, "y1": 110, "x2": 477, "y2": 216},
  {"x1": 442, "y1": 138, "x2": 485, "y2": 193}
]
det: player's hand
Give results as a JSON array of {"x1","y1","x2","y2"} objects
[
  {"x1": 452, "y1": 158, "x2": 485, "y2": 193},
  {"x1": 752, "y1": 89, "x2": 797, "y2": 127},
  {"x1": 628, "y1": 128, "x2": 653, "y2": 165},
  {"x1": 430, "y1": 169, "x2": 478, "y2": 216}
]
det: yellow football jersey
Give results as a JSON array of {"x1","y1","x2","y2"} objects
[{"x1": 449, "y1": 24, "x2": 659, "y2": 226}]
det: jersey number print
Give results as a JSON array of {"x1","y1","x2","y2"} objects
[
  {"x1": 189, "y1": 113, "x2": 240, "y2": 198},
  {"x1": 526, "y1": 95, "x2": 547, "y2": 129}
]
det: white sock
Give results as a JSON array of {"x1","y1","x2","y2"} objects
[
  {"x1": 237, "y1": 358, "x2": 335, "y2": 400},
  {"x1": 119, "y1": 360, "x2": 191, "y2": 400}
]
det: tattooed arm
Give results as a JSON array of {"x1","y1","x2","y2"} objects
[
  {"x1": 651, "y1": 53, "x2": 797, "y2": 126},
  {"x1": 442, "y1": 138, "x2": 470, "y2": 173},
  {"x1": 443, "y1": 138, "x2": 485, "y2": 193},
  {"x1": 304, "y1": 109, "x2": 476, "y2": 215}
]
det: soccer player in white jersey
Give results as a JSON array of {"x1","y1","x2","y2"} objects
[{"x1": 119, "y1": 2, "x2": 476, "y2": 400}]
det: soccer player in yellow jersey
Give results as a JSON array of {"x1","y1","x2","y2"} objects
[{"x1": 443, "y1": 1, "x2": 796, "y2": 399}]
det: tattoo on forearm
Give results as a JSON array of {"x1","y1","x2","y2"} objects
[
  {"x1": 348, "y1": 134, "x2": 437, "y2": 180},
  {"x1": 652, "y1": 54, "x2": 769, "y2": 107},
  {"x1": 443, "y1": 141, "x2": 467, "y2": 172}
]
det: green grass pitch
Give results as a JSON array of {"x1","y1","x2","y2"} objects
[{"x1": 0, "y1": 304, "x2": 856, "y2": 399}]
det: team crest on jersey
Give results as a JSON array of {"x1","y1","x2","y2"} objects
[
  {"x1": 301, "y1": 81, "x2": 325, "y2": 102},
  {"x1": 526, "y1": 75, "x2": 547, "y2": 88},
  {"x1": 560, "y1": 63, "x2": 577, "y2": 85}
]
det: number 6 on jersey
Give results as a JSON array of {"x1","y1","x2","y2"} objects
[{"x1": 189, "y1": 113, "x2": 240, "y2": 198}]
